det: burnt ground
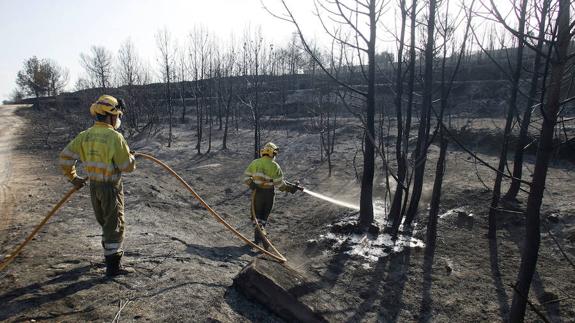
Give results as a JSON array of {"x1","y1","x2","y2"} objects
[{"x1": 0, "y1": 104, "x2": 574, "y2": 322}]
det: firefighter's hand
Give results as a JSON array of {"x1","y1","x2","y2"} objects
[
  {"x1": 70, "y1": 176, "x2": 87, "y2": 189},
  {"x1": 287, "y1": 184, "x2": 299, "y2": 194},
  {"x1": 249, "y1": 181, "x2": 258, "y2": 190}
]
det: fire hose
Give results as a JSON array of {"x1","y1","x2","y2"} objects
[
  {"x1": 0, "y1": 152, "x2": 287, "y2": 273},
  {"x1": 134, "y1": 152, "x2": 287, "y2": 263},
  {"x1": 0, "y1": 187, "x2": 79, "y2": 272}
]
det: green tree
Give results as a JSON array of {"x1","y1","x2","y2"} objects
[{"x1": 16, "y1": 56, "x2": 51, "y2": 106}]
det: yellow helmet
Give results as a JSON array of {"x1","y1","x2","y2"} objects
[
  {"x1": 260, "y1": 142, "x2": 279, "y2": 157},
  {"x1": 89, "y1": 95, "x2": 124, "y2": 117}
]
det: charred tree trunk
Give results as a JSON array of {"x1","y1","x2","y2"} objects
[
  {"x1": 180, "y1": 81, "x2": 187, "y2": 124},
  {"x1": 358, "y1": 0, "x2": 377, "y2": 229},
  {"x1": 426, "y1": 129, "x2": 447, "y2": 257},
  {"x1": 388, "y1": 0, "x2": 408, "y2": 236},
  {"x1": 222, "y1": 84, "x2": 233, "y2": 150},
  {"x1": 509, "y1": 0, "x2": 571, "y2": 320},
  {"x1": 401, "y1": 0, "x2": 418, "y2": 217},
  {"x1": 488, "y1": 0, "x2": 528, "y2": 239},
  {"x1": 404, "y1": 0, "x2": 437, "y2": 227},
  {"x1": 254, "y1": 78, "x2": 261, "y2": 159},
  {"x1": 166, "y1": 65, "x2": 173, "y2": 148},
  {"x1": 319, "y1": 95, "x2": 337, "y2": 177},
  {"x1": 504, "y1": 0, "x2": 550, "y2": 202},
  {"x1": 195, "y1": 81, "x2": 203, "y2": 154},
  {"x1": 34, "y1": 90, "x2": 40, "y2": 109}
]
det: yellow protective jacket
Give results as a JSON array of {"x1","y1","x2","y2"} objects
[
  {"x1": 243, "y1": 156, "x2": 289, "y2": 191},
  {"x1": 59, "y1": 122, "x2": 136, "y2": 183}
]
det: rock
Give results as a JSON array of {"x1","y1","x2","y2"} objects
[{"x1": 233, "y1": 258, "x2": 328, "y2": 323}]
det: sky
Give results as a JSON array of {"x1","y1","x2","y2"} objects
[
  {"x1": 0, "y1": 0, "x2": 515, "y2": 102},
  {"x1": 0, "y1": 0, "x2": 323, "y2": 102}
]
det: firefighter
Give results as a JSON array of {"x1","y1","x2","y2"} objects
[
  {"x1": 243, "y1": 142, "x2": 300, "y2": 249},
  {"x1": 59, "y1": 95, "x2": 136, "y2": 276}
]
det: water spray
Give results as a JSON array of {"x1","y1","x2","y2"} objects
[
  {"x1": 299, "y1": 186, "x2": 387, "y2": 216},
  {"x1": 302, "y1": 189, "x2": 360, "y2": 210}
]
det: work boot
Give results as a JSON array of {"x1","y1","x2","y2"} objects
[
  {"x1": 105, "y1": 252, "x2": 135, "y2": 277},
  {"x1": 254, "y1": 228, "x2": 263, "y2": 245}
]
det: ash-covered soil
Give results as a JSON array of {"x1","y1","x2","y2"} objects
[{"x1": 0, "y1": 105, "x2": 574, "y2": 322}]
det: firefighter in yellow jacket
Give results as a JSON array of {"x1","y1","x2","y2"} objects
[
  {"x1": 243, "y1": 142, "x2": 300, "y2": 248},
  {"x1": 59, "y1": 95, "x2": 136, "y2": 276}
]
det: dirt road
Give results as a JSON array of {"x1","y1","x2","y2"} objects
[{"x1": 0, "y1": 105, "x2": 30, "y2": 254}]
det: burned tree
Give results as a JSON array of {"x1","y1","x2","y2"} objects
[
  {"x1": 485, "y1": 0, "x2": 529, "y2": 239},
  {"x1": 218, "y1": 42, "x2": 237, "y2": 150},
  {"x1": 156, "y1": 28, "x2": 177, "y2": 147},
  {"x1": 271, "y1": 0, "x2": 387, "y2": 230},
  {"x1": 403, "y1": 0, "x2": 438, "y2": 227},
  {"x1": 387, "y1": 0, "x2": 413, "y2": 236},
  {"x1": 503, "y1": 0, "x2": 551, "y2": 202},
  {"x1": 117, "y1": 38, "x2": 145, "y2": 130},
  {"x1": 80, "y1": 46, "x2": 114, "y2": 89},
  {"x1": 188, "y1": 25, "x2": 210, "y2": 154},
  {"x1": 177, "y1": 45, "x2": 189, "y2": 124},
  {"x1": 239, "y1": 27, "x2": 268, "y2": 159},
  {"x1": 506, "y1": 0, "x2": 573, "y2": 320}
]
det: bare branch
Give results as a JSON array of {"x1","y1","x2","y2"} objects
[
  {"x1": 330, "y1": 0, "x2": 371, "y2": 15},
  {"x1": 469, "y1": 24, "x2": 515, "y2": 81},
  {"x1": 333, "y1": 0, "x2": 370, "y2": 44},
  {"x1": 335, "y1": 90, "x2": 404, "y2": 187},
  {"x1": 481, "y1": 0, "x2": 554, "y2": 58},
  {"x1": 276, "y1": 0, "x2": 368, "y2": 97},
  {"x1": 314, "y1": 2, "x2": 369, "y2": 52},
  {"x1": 439, "y1": 118, "x2": 532, "y2": 186}
]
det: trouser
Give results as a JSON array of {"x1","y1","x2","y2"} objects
[
  {"x1": 251, "y1": 188, "x2": 275, "y2": 243},
  {"x1": 90, "y1": 180, "x2": 125, "y2": 257}
]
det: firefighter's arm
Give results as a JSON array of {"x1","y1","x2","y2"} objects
[
  {"x1": 273, "y1": 164, "x2": 300, "y2": 193},
  {"x1": 243, "y1": 162, "x2": 257, "y2": 189},
  {"x1": 114, "y1": 135, "x2": 136, "y2": 173},
  {"x1": 59, "y1": 134, "x2": 82, "y2": 181},
  {"x1": 273, "y1": 164, "x2": 294, "y2": 193}
]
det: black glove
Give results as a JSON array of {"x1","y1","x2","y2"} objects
[
  {"x1": 284, "y1": 181, "x2": 301, "y2": 194},
  {"x1": 70, "y1": 176, "x2": 87, "y2": 189},
  {"x1": 288, "y1": 184, "x2": 299, "y2": 194},
  {"x1": 249, "y1": 181, "x2": 258, "y2": 190}
]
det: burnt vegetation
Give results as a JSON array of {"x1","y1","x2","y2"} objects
[{"x1": 6, "y1": 0, "x2": 575, "y2": 321}]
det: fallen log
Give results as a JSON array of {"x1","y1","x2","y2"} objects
[{"x1": 233, "y1": 258, "x2": 328, "y2": 323}]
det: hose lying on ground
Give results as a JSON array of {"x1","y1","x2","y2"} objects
[
  {"x1": 134, "y1": 152, "x2": 287, "y2": 263},
  {"x1": 0, "y1": 187, "x2": 79, "y2": 272},
  {"x1": 0, "y1": 152, "x2": 286, "y2": 272}
]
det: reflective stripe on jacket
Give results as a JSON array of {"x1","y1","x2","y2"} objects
[
  {"x1": 59, "y1": 122, "x2": 136, "y2": 182},
  {"x1": 243, "y1": 156, "x2": 288, "y2": 190}
]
